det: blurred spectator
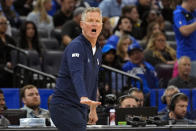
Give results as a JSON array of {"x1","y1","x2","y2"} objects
[
  {"x1": 128, "y1": 87, "x2": 144, "y2": 107},
  {"x1": 20, "y1": 85, "x2": 50, "y2": 118},
  {"x1": 122, "y1": 43, "x2": 158, "y2": 94},
  {"x1": 123, "y1": 0, "x2": 137, "y2": 6},
  {"x1": 0, "y1": 89, "x2": 10, "y2": 126},
  {"x1": 121, "y1": 5, "x2": 142, "y2": 40},
  {"x1": 144, "y1": 32, "x2": 176, "y2": 67},
  {"x1": 75, "y1": 0, "x2": 90, "y2": 8},
  {"x1": 118, "y1": 95, "x2": 138, "y2": 108},
  {"x1": 168, "y1": 56, "x2": 196, "y2": 88},
  {"x1": 61, "y1": 7, "x2": 84, "y2": 49},
  {"x1": 106, "y1": 16, "x2": 138, "y2": 49},
  {"x1": 159, "y1": 0, "x2": 174, "y2": 24},
  {"x1": 84, "y1": 0, "x2": 101, "y2": 7},
  {"x1": 170, "y1": 0, "x2": 182, "y2": 10},
  {"x1": 116, "y1": 34, "x2": 131, "y2": 69},
  {"x1": 173, "y1": 0, "x2": 196, "y2": 76},
  {"x1": 98, "y1": 0, "x2": 125, "y2": 17},
  {"x1": 137, "y1": 0, "x2": 151, "y2": 20},
  {"x1": 17, "y1": 21, "x2": 45, "y2": 57},
  {"x1": 48, "y1": 0, "x2": 61, "y2": 16},
  {"x1": 27, "y1": 0, "x2": 54, "y2": 33},
  {"x1": 102, "y1": 17, "x2": 112, "y2": 39},
  {"x1": 0, "y1": 89, "x2": 7, "y2": 112},
  {"x1": 140, "y1": 9, "x2": 160, "y2": 39},
  {"x1": 162, "y1": 93, "x2": 194, "y2": 124},
  {"x1": 101, "y1": 44, "x2": 117, "y2": 69},
  {"x1": 98, "y1": 32, "x2": 107, "y2": 48},
  {"x1": 0, "y1": 16, "x2": 16, "y2": 87},
  {"x1": 13, "y1": 0, "x2": 33, "y2": 16},
  {"x1": 159, "y1": 86, "x2": 180, "y2": 117},
  {"x1": 53, "y1": 0, "x2": 75, "y2": 28},
  {"x1": 98, "y1": 44, "x2": 117, "y2": 95},
  {"x1": 0, "y1": 0, "x2": 21, "y2": 28},
  {"x1": 141, "y1": 21, "x2": 162, "y2": 48}
]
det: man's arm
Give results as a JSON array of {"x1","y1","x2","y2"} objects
[
  {"x1": 179, "y1": 22, "x2": 196, "y2": 36},
  {"x1": 80, "y1": 97, "x2": 101, "y2": 124}
]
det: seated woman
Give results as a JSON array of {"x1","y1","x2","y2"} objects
[
  {"x1": 17, "y1": 21, "x2": 45, "y2": 57},
  {"x1": 116, "y1": 34, "x2": 131, "y2": 69},
  {"x1": 26, "y1": 0, "x2": 54, "y2": 34},
  {"x1": 141, "y1": 21, "x2": 162, "y2": 49},
  {"x1": 144, "y1": 32, "x2": 176, "y2": 67}
]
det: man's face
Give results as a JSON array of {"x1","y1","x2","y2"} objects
[
  {"x1": 0, "y1": 17, "x2": 8, "y2": 34},
  {"x1": 178, "y1": 58, "x2": 191, "y2": 78},
  {"x1": 129, "y1": 50, "x2": 144, "y2": 65},
  {"x1": 22, "y1": 88, "x2": 40, "y2": 109},
  {"x1": 119, "y1": 18, "x2": 132, "y2": 33},
  {"x1": 0, "y1": 93, "x2": 6, "y2": 112},
  {"x1": 80, "y1": 11, "x2": 102, "y2": 40},
  {"x1": 174, "y1": 100, "x2": 188, "y2": 119},
  {"x1": 132, "y1": 92, "x2": 144, "y2": 107},
  {"x1": 129, "y1": 8, "x2": 139, "y2": 22},
  {"x1": 120, "y1": 98, "x2": 138, "y2": 108},
  {"x1": 62, "y1": 0, "x2": 75, "y2": 12}
]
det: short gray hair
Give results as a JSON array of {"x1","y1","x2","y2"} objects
[
  {"x1": 178, "y1": 56, "x2": 191, "y2": 65},
  {"x1": 81, "y1": 7, "x2": 102, "y2": 22},
  {"x1": 164, "y1": 85, "x2": 180, "y2": 96}
]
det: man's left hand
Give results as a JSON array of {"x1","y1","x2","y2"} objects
[{"x1": 88, "y1": 111, "x2": 98, "y2": 125}]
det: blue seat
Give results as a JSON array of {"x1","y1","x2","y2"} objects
[
  {"x1": 39, "y1": 89, "x2": 54, "y2": 109},
  {"x1": 150, "y1": 89, "x2": 165, "y2": 111},
  {"x1": 191, "y1": 89, "x2": 196, "y2": 110},
  {"x1": 2, "y1": 88, "x2": 20, "y2": 109}
]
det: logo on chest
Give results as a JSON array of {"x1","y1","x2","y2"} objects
[{"x1": 72, "y1": 53, "x2": 80, "y2": 57}]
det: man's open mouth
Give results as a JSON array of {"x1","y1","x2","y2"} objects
[{"x1": 92, "y1": 29, "x2": 96, "y2": 32}]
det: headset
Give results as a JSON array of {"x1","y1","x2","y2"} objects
[
  {"x1": 161, "y1": 86, "x2": 180, "y2": 104},
  {"x1": 169, "y1": 93, "x2": 186, "y2": 111},
  {"x1": 118, "y1": 95, "x2": 138, "y2": 107},
  {"x1": 128, "y1": 87, "x2": 140, "y2": 95}
]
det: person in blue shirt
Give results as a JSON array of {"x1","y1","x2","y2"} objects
[
  {"x1": 49, "y1": 7, "x2": 102, "y2": 131},
  {"x1": 173, "y1": 0, "x2": 196, "y2": 76},
  {"x1": 98, "y1": 0, "x2": 125, "y2": 17},
  {"x1": 106, "y1": 16, "x2": 139, "y2": 49},
  {"x1": 122, "y1": 43, "x2": 158, "y2": 94}
]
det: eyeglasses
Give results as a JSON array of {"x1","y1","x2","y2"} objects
[
  {"x1": 156, "y1": 39, "x2": 166, "y2": 42},
  {"x1": 0, "y1": 22, "x2": 8, "y2": 25}
]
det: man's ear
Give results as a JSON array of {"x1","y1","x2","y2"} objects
[
  {"x1": 80, "y1": 21, "x2": 84, "y2": 29},
  {"x1": 22, "y1": 97, "x2": 26, "y2": 104}
]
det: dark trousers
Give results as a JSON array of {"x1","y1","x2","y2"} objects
[{"x1": 49, "y1": 103, "x2": 87, "y2": 131}]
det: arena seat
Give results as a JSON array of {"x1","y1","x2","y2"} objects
[
  {"x1": 41, "y1": 38, "x2": 59, "y2": 50},
  {"x1": 155, "y1": 64, "x2": 174, "y2": 88},
  {"x1": 42, "y1": 50, "x2": 63, "y2": 75}
]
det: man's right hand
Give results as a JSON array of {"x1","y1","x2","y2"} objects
[{"x1": 80, "y1": 97, "x2": 101, "y2": 106}]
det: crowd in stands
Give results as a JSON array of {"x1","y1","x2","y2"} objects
[{"x1": 1, "y1": 0, "x2": 196, "y2": 126}]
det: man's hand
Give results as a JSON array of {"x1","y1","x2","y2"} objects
[
  {"x1": 80, "y1": 97, "x2": 101, "y2": 106},
  {"x1": 80, "y1": 97, "x2": 101, "y2": 125},
  {"x1": 88, "y1": 110, "x2": 98, "y2": 124}
]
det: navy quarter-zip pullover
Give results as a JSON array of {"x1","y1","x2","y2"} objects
[{"x1": 50, "y1": 34, "x2": 102, "y2": 110}]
